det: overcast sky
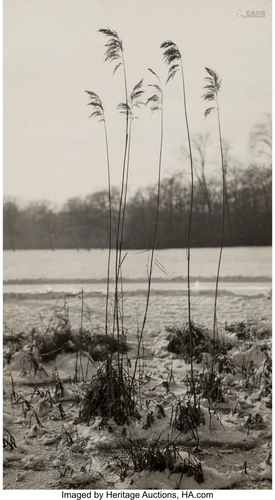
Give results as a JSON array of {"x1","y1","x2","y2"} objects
[{"x1": 3, "y1": 0, "x2": 271, "y2": 205}]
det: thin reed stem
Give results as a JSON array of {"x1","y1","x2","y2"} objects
[
  {"x1": 202, "y1": 67, "x2": 224, "y2": 375},
  {"x1": 180, "y1": 63, "x2": 195, "y2": 403},
  {"x1": 132, "y1": 70, "x2": 163, "y2": 385},
  {"x1": 85, "y1": 90, "x2": 112, "y2": 352},
  {"x1": 160, "y1": 41, "x2": 196, "y2": 404},
  {"x1": 113, "y1": 51, "x2": 130, "y2": 361},
  {"x1": 212, "y1": 95, "x2": 225, "y2": 361},
  {"x1": 80, "y1": 288, "x2": 84, "y2": 334},
  {"x1": 102, "y1": 120, "x2": 112, "y2": 346},
  {"x1": 114, "y1": 76, "x2": 144, "y2": 377}
]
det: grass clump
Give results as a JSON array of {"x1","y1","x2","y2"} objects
[
  {"x1": 166, "y1": 323, "x2": 235, "y2": 378},
  {"x1": 224, "y1": 319, "x2": 271, "y2": 342},
  {"x1": 174, "y1": 454, "x2": 204, "y2": 485},
  {"x1": 37, "y1": 327, "x2": 128, "y2": 363},
  {"x1": 3, "y1": 429, "x2": 17, "y2": 451},
  {"x1": 36, "y1": 329, "x2": 75, "y2": 363},
  {"x1": 35, "y1": 306, "x2": 75, "y2": 362},
  {"x1": 166, "y1": 322, "x2": 219, "y2": 363},
  {"x1": 79, "y1": 360, "x2": 139, "y2": 425},
  {"x1": 32, "y1": 302, "x2": 128, "y2": 363},
  {"x1": 184, "y1": 371, "x2": 225, "y2": 403},
  {"x1": 114, "y1": 438, "x2": 204, "y2": 485},
  {"x1": 84, "y1": 332, "x2": 128, "y2": 361},
  {"x1": 225, "y1": 320, "x2": 253, "y2": 341},
  {"x1": 172, "y1": 400, "x2": 204, "y2": 437},
  {"x1": 37, "y1": 332, "x2": 75, "y2": 363},
  {"x1": 125, "y1": 439, "x2": 176, "y2": 473},
  {"x1": 115, "y1": 438, "x2": 178, "y2": 475}
]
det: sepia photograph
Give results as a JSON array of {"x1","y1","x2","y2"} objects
[{"x1": 2, "y1": 0, "x2": 272, "y2": 492}]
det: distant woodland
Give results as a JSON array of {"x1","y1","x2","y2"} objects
[{"x1": 3, "y1": 161, "x2": 271, "y2": 251}]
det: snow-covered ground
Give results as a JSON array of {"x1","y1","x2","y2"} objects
[{"x1": 3, "y1": 287, "x2": 272, "y2": 490}]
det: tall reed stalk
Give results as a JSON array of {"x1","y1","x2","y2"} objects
[
  {"x1": 132, "y1": 69, "x2": 164, "y2": 384},
  {"x1": 202, "y1": 67, "x2": 224, "y2": 372},
  {"x1": 160, "y1": 40, "x2": 196, "y2": 403},
  {"x1": 99, "y1": 30, "x2": 144, "y2": 398},
  {"x1": 99, "y1": 28, "x2": 130, "y2": 360},
  {"x1": 85, "y1": 91, "x2": 112, "y2": 347},
  {"x1": 118, "y1": 80, "x2": 144, "y2": 344}
]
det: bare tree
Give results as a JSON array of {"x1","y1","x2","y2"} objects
[
  {"x1": 192, "y1": 133, "x2": 212, "y2": 214},
  {"x1": 3, "y1": 198, "x2": 19, "y2": 251},
  {"x1": 249, "y1": 113, "x2": 272, "y2": 163}
]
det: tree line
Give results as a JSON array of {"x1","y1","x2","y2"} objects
[{"x1": 3, "y1": 162, "x2": 271, "y2": 251}]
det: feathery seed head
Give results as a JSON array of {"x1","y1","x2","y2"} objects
[
  {"x1": 118, "y1": 79, "x2": 145, "y2": 118},
  {"x1": 148, "y1": 68, "x2": 160, "y2": 82},
  {"x1": 202, "y1": 67, "x2": 222, "y2": 118},
  {"x1": 160, "y1": 40, "x2": 181, "y2": 83},
  {"x1": 117, "y1": 102, "x2": 131, "y2": 116},
  {"x1": 147, "y1": 69, "x2": 163, "y2": 112},
  {"x1": 85, "y1": 90, "x2": 105, "y2": 122},
  {"x1": 99, "y1": 27, "x2": 123, "y2": 69}
]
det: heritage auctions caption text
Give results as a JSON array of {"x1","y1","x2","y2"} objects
[{"x1": 61, "y1": 492, "x2": 214, "y2": 499}]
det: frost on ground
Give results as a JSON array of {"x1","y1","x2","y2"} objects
[{"x1": 2, "y1": 293, "x2": 272, "y2": 490}]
